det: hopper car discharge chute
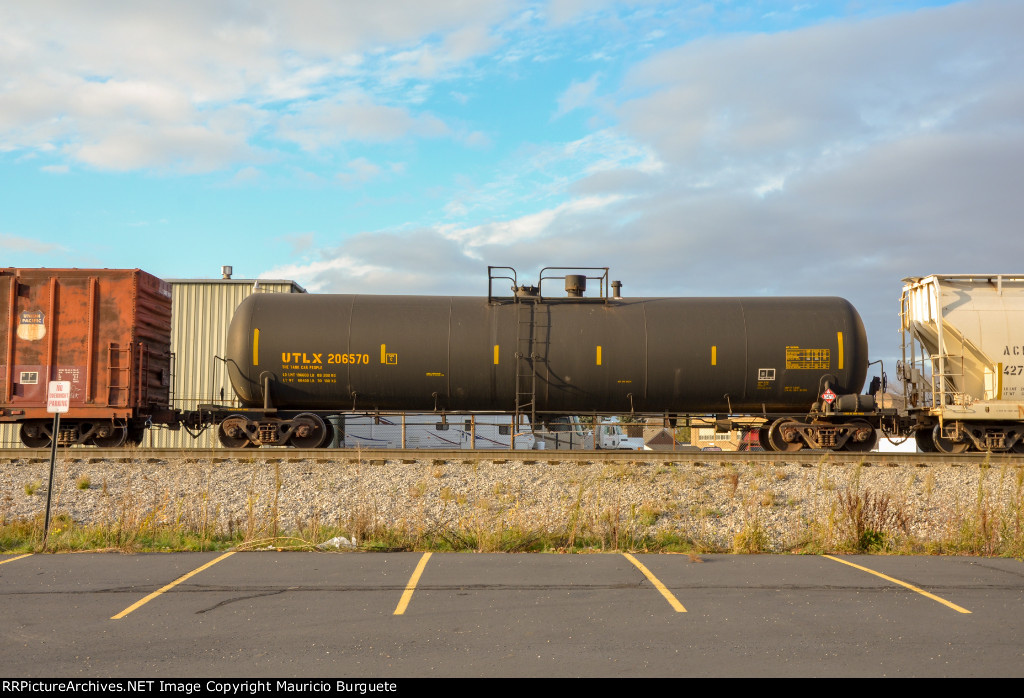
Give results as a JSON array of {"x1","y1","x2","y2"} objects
[{"x1": 219, "y1": 266, "x2": 877, "y2": 451}]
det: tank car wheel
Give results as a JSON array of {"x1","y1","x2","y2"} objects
[
  {"x1": 19, "y1": 421, "x2": 52, "y2": 448},
  {"x1": 842, "y1": 420, "x2": 877, "y2": 452},
  {"x1": 218, "y1": 415, "x2": 256, "y2": 448},
  {"x1": 92, "y1": 424, "x2": 128, "y2": 448},
  {"x1": 289, "y1": 413, "x2": 330, "y2": 449},
  {"x1": 767, "y1": 420, "x2": 805, "y2": 452},
  {"x1": 932, "y1": 424, "x2": 969, "y2": 455}
]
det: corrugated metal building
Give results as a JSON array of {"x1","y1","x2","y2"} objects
[
  {"x1": 147, "y1": 276, "x2": 306, "y2": 448},
  {"x1": 0, "y1": 273, "x2": 305, "y2": 449}
]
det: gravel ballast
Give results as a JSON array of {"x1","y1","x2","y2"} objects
[{"x1": 2, "y1": 454, "x2": 1022, "y2": 552}]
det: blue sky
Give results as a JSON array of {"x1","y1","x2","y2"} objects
[{"x1": 2, "y1": 0, "x2": 1022, "y2": 362}]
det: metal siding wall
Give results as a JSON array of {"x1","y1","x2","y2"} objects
[{"x1": 147, "y1": 280, "x2": 303, "y2": 449}]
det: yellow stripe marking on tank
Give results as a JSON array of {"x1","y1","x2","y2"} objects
[
  {"x1": 711, "y1": 345, "x2": 717, "y2": 366},
  {"x1": 837, "y1": 332, "x2": 844, "y2": 370},
  {"x1": 494, "y1": 344, "x2": 499, "y2": 365},
  {"x1": 998, "y1": 363, "x2": 1003, "y2": 399},
  {"x1": 252, "y1": 329, "x2": 259, "y2": 366},
  {"x1": 381, "y1": 343, "x2": 387, "y2": 364},
  {"x1": 596, "y1": 346, "x2": 602, "y2": 366}
]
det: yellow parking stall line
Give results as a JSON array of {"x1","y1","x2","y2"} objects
[
  {"x1": 623, "y1": 553, "x2": 687, "y2": 613},
  {"x1": 0, "y1": 554, "x2": 33, "y2": 566},
  {"x1": 394, "y1": 552, "x2": 432, "y2": 615},
  {"x1": 111, "y1": 551, "x2": 236, "y2": 620},
  {"x1": 822, "y1": 555, "x2": 971, "y2": 614}
]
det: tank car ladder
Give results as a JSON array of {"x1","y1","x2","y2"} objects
[{"x1": 514, "y1": 298, "x2": 549, "y2": 434}]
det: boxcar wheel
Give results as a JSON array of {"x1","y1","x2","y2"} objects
[
  {"x1": 127, "y1": 427, "x2": 146, "y2": 446},
  {"x1": 92, "y1": 425, "x2": 128, "y2": 448},
  {"x1": 19, "y1": 421, "x2": 51, "y2": 448}
]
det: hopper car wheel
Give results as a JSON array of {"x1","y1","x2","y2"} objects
[
  {"x1": 932, "y1": 424, "x2": 969, "y2": 455},
  {"x1": 289, "y1": 413, "x2": 330, "y2": 449},
  {"x1": 218, "y1": 415, "x2": 256, "y2": 448},
  {"x1": 92, "y1": 424, "x2": 128, "y2": 448},
  {"x1": 19, "y1": 421, "x2": 51, "y2": 448},
  {"x1": 767, "y1": 419, "x2": 805, "y2": 452},
  {"x1": 842, "y1": 420, "x2": 877, "y2": 452}
]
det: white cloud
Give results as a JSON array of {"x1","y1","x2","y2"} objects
[
  {"x1": 554, "y1": 73, "x2": 601, "y2": 119},
  {"x1": 616, "y1": 0, "x2": 1024, "y2": 195},
  {"x1": 262, "y1": 228, "x2": 482, "y2": 295},
  {"x1": 276, "y1": 97, "x2": 450, "y2": 152},
  {"x1": 439, "y1": 195, "x2": 625, "y2": 247},
  {"x1": 261, "y1": 1, "x2": 1024, "y2": 367},
  {"x1": 336, "y1": 157, "x2": 383, "y2": 185},
  {"x1": 0, "y1": 1, "x2": 515, "y2": 171},
  {"x1": 261, "y1": 256, "x2": 379, "y2": 292},
  {"x1": 71, "y1": 124, "x2": 253, "y2": 172},
  {"x1": 0, "y1": 233, "x2": 67, "y2": 254}
]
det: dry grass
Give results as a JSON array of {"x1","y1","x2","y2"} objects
[{"x1": 2, "y1": 457, "x2": 1023, "y2": 556}]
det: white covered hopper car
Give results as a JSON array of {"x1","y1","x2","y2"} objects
[{"x1": 900, "y1": 274, "x2": 1024, "y2": 453}]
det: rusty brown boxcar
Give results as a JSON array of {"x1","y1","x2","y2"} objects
[{"x1": 0, "y1": 268, "x2": 174, "y2": 447}]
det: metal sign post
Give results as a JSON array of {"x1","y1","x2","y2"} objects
[{"x1": 42, "y1": 381, "x2": 70, "y2": 551}]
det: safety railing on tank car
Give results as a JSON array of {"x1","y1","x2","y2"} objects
[
  {"x1": 487, "y1": 266, "x2": 518, "y2": 303},
  {"x1": 537, "y1": 267, "x2": 610, "y2": 302},
  {"x1": 488, "y1": 266, "x2": 613, "y2": 303}
]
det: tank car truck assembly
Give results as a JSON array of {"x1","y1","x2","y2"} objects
[
  {"x1": 0, "y1": 268, "x2": 177, "y2": 447},
  {"x1": 898, "y1": 274, "x2": 1024, "y2": 453}
]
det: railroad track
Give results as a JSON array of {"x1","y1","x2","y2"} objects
[{"x1": 1, "y1": 447, "x2": 1018, "y2": 466}]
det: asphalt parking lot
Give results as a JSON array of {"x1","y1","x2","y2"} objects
[{"x1": 1, "y1": 552, "x2": 1021, "y2": 677}]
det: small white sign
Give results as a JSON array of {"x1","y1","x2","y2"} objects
[{"x1": 46, "y1": 381, "x2": 71, "y2": 414}]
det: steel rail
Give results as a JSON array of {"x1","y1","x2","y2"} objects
[{"x1": 0, "y1": 447, "x2": 1018, "y2": 467}]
